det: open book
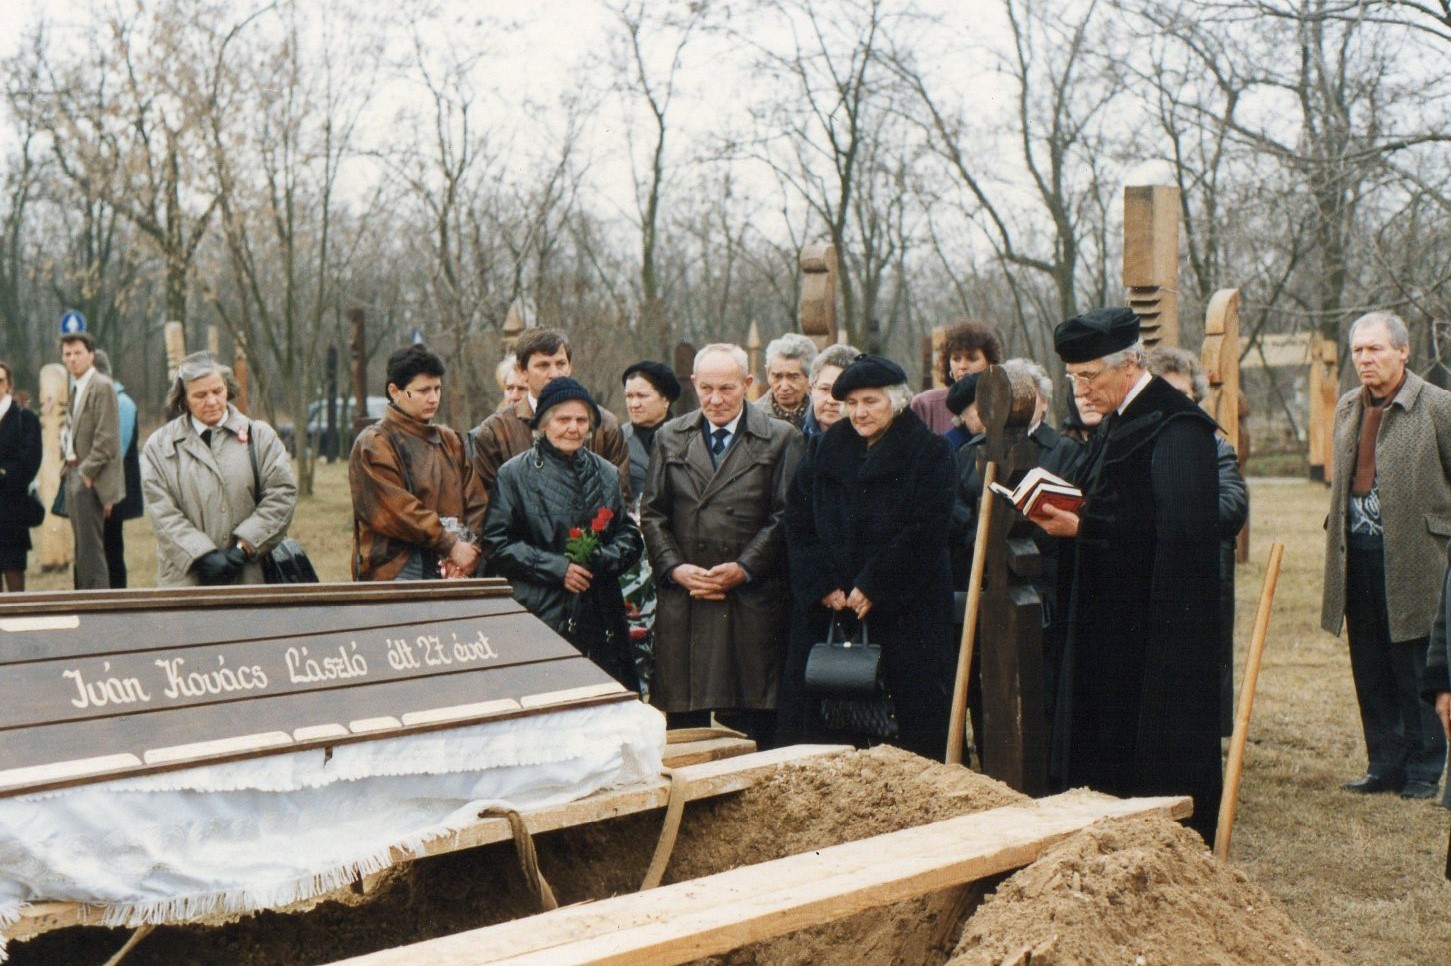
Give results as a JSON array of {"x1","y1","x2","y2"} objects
[{"x1": 988, "y1": 466, "x2": 1084, "y2": 517}]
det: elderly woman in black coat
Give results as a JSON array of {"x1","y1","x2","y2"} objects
[
  {"x1": 0, "y1": 361, "x2": 43, "y2": 592},
  {"x1": 482, "y1": 377, "x2": 645, "y2": 692},
  {"x1": 780, "y1": 355, "x2": 957, "y2": 759}
]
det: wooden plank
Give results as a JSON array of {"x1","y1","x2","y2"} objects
[
  {"x1": 661, "y1": 736, "x2": 757, "y2": 769},
  {"x1": 2, "y1": 744, "x2": 851, "y2": 943},
  {"x1": 332, "y1": 791, "x2": 1193, "y2": 966}
]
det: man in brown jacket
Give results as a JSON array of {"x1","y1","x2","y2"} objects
[
  {"x1": 60, "y1": 332, "x2": 124, "y2": 590},
  {"x1": 470, "y1": 329, "x2": 630, "y2": 507},
  {"x1": 350, "y1": 344, "x2": 486, "y2": 581},
  {"x1": 1323, "y1": 311, "x2": 1451, "y2": 799},
  {"x1": 641, "y1": 343, "x2": 803, "y2": 744}
]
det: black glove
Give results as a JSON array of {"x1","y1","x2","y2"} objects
[
  {"x1": 223, "y1": 545, "x2": 249, "y2": 572},
  {"x1": 193, "y1": 550, "x2": 241, "y2": 585}
]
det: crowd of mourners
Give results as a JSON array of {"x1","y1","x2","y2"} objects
[{"x1": 5, "y1": 303, "x2": 1451, "y2": 844}]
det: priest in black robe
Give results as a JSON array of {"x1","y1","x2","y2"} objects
[{"x1": 1032, "y1": 307, "x2": 1223, "y2": 843}]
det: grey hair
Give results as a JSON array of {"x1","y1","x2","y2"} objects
[
  {"x1": 764, "y1": 333, "x2": 818, "y2": 370},
  {"x1": 166, "y1": 351, "x2": 239, "y2": 419},
  {"x1": 1147, "y1": 346, "x2": 1209, "y2": 402},
  {"x1": 885, "y1": 382, "x2": 913, "y2": 415},
  {"x1": 495, "y1": 353, "x2": 518, "y2": 388},
  {"x1": 809, "y1": 343, "x2": 862, "y2": 383},
  {"x1": 531, "y1": 403, "x2": 600, "y2": 442},
  {"x1": 1100, "y1": 340, "x2": 1149, "y2": 371},
  {"x1": 92, "y1": 349, "x2": 113, "y2": 376},
  {"x1": 1349, "y1": 311, "x2": 1410, "y2": 349},
  {"x1": 1003, "y1": 357, "x2": 1053, "y2": 405},
  {"x1": 693, "y1": 343, "x2": 750, "y2": 377}
]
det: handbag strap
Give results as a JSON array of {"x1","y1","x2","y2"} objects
[
  {"x1": 247, "y1": 432, "x2": 263, "y2": 506},
  {"x1": 828, "y1": 613, "x2": 870, "y2": 647}
]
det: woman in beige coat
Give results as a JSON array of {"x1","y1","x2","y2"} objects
[{"x1": 142, "y1": 352, "x2": 296, "y2": 587}]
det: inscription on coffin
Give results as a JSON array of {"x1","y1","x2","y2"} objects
[{"x1": 0, "y1": 582, "x2": 631, "y2": 796}]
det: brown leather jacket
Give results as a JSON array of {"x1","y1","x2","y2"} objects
[
  {"x1": 349, "y1": 405, "x2": 487, "y2": 581},
  {"x1": 470, "y1": 398, "x2": 631, "y2": 507}
]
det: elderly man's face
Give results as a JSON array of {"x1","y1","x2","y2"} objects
[
  {"x1": 1066, "y1": 358, "x2": 1138, "y2": 417},
  {"x1": 767, "y1": 357, "x2": 809, "y2": 409},
  {"x1": 694, "y1": 351, "x2": 751, "y2": 427},
  {"x1": 1351, "y1": 321, "x2": 1409, "y2": 398},
  {"x1": 502, "y1": 369, "x2": 529, "y2": 407}
]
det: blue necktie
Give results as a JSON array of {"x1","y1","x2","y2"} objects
[{"x1": 710, "y1": 427, "x2": 729, "y2": 464}]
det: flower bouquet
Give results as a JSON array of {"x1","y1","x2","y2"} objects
[{"x1": 565, "y1": 506, "x2": 614, "y2": 565}]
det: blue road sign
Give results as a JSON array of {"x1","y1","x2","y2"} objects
[
  {"x1": 59, "y1": 309, "x2": 87, "y2": 334},
  {"x1": 410, "y1": 327, "x2": 425, "y2": 345}
]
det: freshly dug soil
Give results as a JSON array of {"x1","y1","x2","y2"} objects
[
  {"x1": 5, "y1": 747, "x2": 1335, "y2": 966},
  {"x1": 948, "y1": 816, "x2": 1343, "y2": 966}
]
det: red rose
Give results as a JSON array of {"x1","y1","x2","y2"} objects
[
  {"x1": 569, "y1": 527, "x2": 584, "y2": 539},
  {"x1": 591, "y1": 507, "x2": 614, "y2": 533},
  {"x1": 629, "y1": 627, "x2": 649, "y2": 641}
]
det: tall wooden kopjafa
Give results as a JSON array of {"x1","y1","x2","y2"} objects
[
  {"x1": 1203, "y1": 290, "x2": 1248, "y2": 562},
  {"x1": 746, "y1": 320, "x2": 764, "y2": 402},
  {"x1": 975, "y1": 366, "x2": 1049, "y2": 796},
  {"x1": 1307, "y1": 332, "x2": 1338, "y2": 483},
  {"x1": 799, "y1": 244, "x2": 839, "y2": 350},
  {"x1": 163, "y1": 321, "x2": 187, "y2": 374},
  {"x1": 349, "y1": 307, "x2": 370, "y2": 437},
  {"x1": 37, "y1": 363, "x2": 71, "y2": 571},
  {"x1": 1123, "y1": 184, "x2": 1181, "y2": 349}
]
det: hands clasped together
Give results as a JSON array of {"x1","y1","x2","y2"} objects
[
  {"x1": 672, "y1": 562, "x2": 748, "y2": 601},
  {"x1": 820, "y1": 587, "x2": 873, "y2": 620}
]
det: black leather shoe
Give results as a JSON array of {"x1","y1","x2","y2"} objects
[
  {"x1": 1341, "y1": 774, "x2": 1404, "y2": 794},
  {"x1": 1400, "y1": 782, "x2": 1439, "y2": 800}
]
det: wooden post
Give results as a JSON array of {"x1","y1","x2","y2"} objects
[
  {"x1": 37, "y1": 363, "x2": 71, "y2": 571},
  {"x1": 232, "y1": 340, "x2": 250, "y2": 415},
  {"x1": 503, "y1": 300, "x2": 527, "y2": 353},
  {"x1": 799, "y1": 244, "x2": 839, "y2": 349},
  {"x1": 1202, "y1": 289, "x2": 1246, "y2": 561},
  {"x1": 1307, "y1": 333, "x2": 1338, "y2": 483},
  {"x1": 921, "y1": 334, "x2": 938, "y2": 391},
  {"x1": 206, "y1": 324, "x2": 220, "y2": 357},
  {"x1": 1123, "y1": 184, "x2": 1181, "y2": 349},
  {"x1": 746, "y1": 321, "x2": 763, "y2": 402},
  {"x1": 971, "y1": 366, "x2": 1048, "y2": 795},
  {"x1": 673, "y1": 341, "x2": 699, "y2": 415},
  {"x1": 349, "y1": 307, "x2": 370, "y2": 438},
  {"x1": 163, "y1": 321, "x2": 186, "y2": 373}
]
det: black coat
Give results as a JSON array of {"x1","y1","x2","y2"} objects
[
  {"x1": 0, "y1": 402, "x2": 42, "y2": 564},
  {"x1": 1056, "y1": 376, "x2": 1223, "y2": 842},
  {"x1": 780, "y1": 411, "x2": 957, "y2": 759},
  {"x1": 482, "y1": 439, "x2": 644, "y2": 691},
  {"x1": 1215, "y1": 436, "x2": 1249, "y2": 736}
]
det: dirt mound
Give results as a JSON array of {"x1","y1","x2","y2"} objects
[
  {"x1": 5, "y1": 747, "x2": 1336, "y2": 966},
  {"x1": 949, "y1": 816, "x2": 1341, "y2": 966}
]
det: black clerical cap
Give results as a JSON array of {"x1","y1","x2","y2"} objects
[{"x1": 1053, "y1": 307, "x2": 1140, "y2": 364}]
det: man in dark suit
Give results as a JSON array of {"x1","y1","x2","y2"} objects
[
  {"x1": 60, "y1": 333, "x2": 123, "y2": 590},
  {"x1": 641, "y1": 343, "x2": 803, "y2": 744},
  {"x1": 1033, "y1": 308, "x2": 1222, "y2": 842}
]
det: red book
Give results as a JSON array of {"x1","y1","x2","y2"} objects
[{"x1": 988, "y1": 466, "x2": 1084, "y2": 517}]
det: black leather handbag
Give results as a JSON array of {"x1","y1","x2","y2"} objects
[
  {"x1": 249, "y1": 435, "x2": 319, "y2": 585},
  {"x1": 23, "y1": 485, "x2": 47, "y2": 528},
  {"x1": 804, "y1": 616, "x2": 883, "y2": 697}
]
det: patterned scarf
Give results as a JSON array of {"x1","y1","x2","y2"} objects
[
  {"x1": 1352, "y1": 371, "x2": 1407, "y2": 496},
  {"x1": 767, "y1": 394, "x2": 809, "y2": 430}
]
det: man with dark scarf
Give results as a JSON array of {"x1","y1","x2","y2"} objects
[
  {"x1": 752, "y1": 333, "x2": 817, "y2": 431},
  {"x1": 1323, "y1": 311, "x2": 1451, "y2": 800}
]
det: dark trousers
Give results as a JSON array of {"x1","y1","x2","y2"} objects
[
  {"x1": 103, "y1": 514, "x2": 127, "y2": 589},
  {"x1": 1346, "y1": 545, "x2": 1446, "y2": 787}
]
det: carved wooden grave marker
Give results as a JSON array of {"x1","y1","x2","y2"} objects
[
  {"x1": 0, "y1": 582, "x2": 632, "y2": 797},
  {"x1": 1203, "y1": 289, "x2": 1247, "y2": 562},
  {"x1": 1123, "y1": 184, "x2": 1180, "y2": 349},
  {"x1": 799, "y1": 244, "x2": 839, "y2": 350},
  {"x1": 974, "y1": 366, "x2": 1048, "y2": 796},
  {"x1": 1307, "y1": 332, "x2": 1338, "y2": 483}
]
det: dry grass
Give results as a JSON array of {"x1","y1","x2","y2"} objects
[{"x1": 21, "y1": 468, "x2": 1451, "y2": 961}]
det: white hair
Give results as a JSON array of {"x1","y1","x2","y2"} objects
[
  {"x1": 1003, "y1": 357, "x2": 1053, "y2": 405},
  {"x1": 495, "y1": 353, "x2": 518, "y2": 387},
  {"x1": 1350, "y1": 311, "x2": 1409, "y2": 349},
  {"x1": 693, "y1": 343, "x2": 750, "y2": 377},
  {"x1": 1100, "y1": 340, "x2": 1149, "y2": 371},
  {"x1": 765, "y1": 333, "x2": 818, "y2": 369},
  {"x1": 809, "y1": 344, "x2": 862, "y2": 383},
  {"x1": 885, "y1": 382, "x2": 913, "y2": 415}
]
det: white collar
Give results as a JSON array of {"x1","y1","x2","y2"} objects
[
  {"x1": 705, "y1": 410, "x2": 744, "y2": 435},
  {"x1": 527, "y1": 392, "x2": 539, "y2": 414},
  {"x1": 72, "y1": 366, "x2": 95, "y2": 394},
  {"x1": 1117, "y1": 370, "x2": 1153, "y2": 415},
  {"x1": 191, "y1": 414, "x2": 227, "y2": 438},
  {"x1": 0, "y1": 394, "x2": 11, "y2": 420}
]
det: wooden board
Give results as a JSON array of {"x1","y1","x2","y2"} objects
[
  {"x1": 332, "y1": 791, "x2": 1193, "y2": 966},
  {"x1": 3, "y1": 744, "x2": 850, "y2": 943},
  {"x1": 0, "y1": 582, "x2": 633, "y2": 796}
]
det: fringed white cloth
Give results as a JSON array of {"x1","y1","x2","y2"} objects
[{"x1": 0, "y1": 700, "x2": 664, "y2": 958}]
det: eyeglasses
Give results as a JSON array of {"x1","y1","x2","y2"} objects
[{"x1": 1064, "y1": 367, "x2": 1109, "y2": 387}]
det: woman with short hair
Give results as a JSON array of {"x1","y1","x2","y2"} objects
[
  {"x1": 781, "y1": 355, "x2": 957, "y2": 757},
  {"x1": 142, "y1": 351, "x2": 297, "y2": 587},
  {"x1": 482, "y1": 377, "x2": 644, "y2": 692}
]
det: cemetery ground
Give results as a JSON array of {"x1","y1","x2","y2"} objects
[{"x1": 22, "y1": 468, "x2": 1451, "y2": 964}]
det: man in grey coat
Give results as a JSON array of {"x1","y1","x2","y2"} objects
[
  {"x1": 1323, "y1": 311, "x2": 1451, "y2": 799},
  {"x1": 60, "y1": 332, "x2": 124, "y2": 590},
  {"x1": 641, "y1": 343, "x2": 804, "y2": 744}
]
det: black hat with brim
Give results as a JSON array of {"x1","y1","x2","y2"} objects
[
  {"x1": 945, "y1": 371, "x2": 982, "y2": 416},
  {"x1": 621, "y1": 360, "x2": 682, "y2": 402},
  {"x1": 1054, "y1": 307, "x2": 1140, "y2": 364},
  {"x1": 530, "y1": 376, "x2": 600, "y2": 429},
  {"x1": 830, "y1": 354, "x2": 909, "y2": 400}
]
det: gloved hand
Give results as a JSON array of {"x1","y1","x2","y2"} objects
[
  {"x1": 223, "y1": 545, "x2": 249, "y2": 573},
  {"x1": 193, "y1": 550, "x2": 241, "y2": 585}
]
